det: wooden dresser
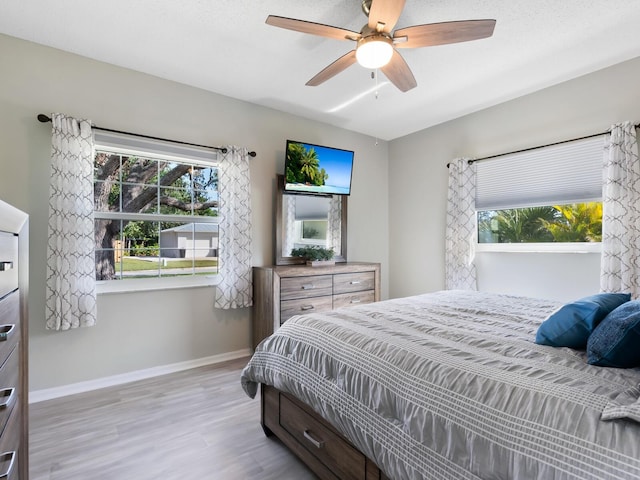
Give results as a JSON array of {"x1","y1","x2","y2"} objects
[
  {"x1": 0, "y1": 200, "x2": 29, "y2": 480},
  {"x1": 252, "y1": 262, "x2": 380, "y2": 349}
]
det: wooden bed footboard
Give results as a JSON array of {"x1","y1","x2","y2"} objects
[{"x1": 261, "y1": 384, "x2": 389, "y2": 480}]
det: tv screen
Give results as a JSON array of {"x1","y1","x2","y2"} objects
[{"x1": 284, "y1": 140, "x2": 354, "y2": 196}]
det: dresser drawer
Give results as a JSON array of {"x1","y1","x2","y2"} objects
[
  {"x1": 333, "y1": 290, "x2": 375, "y2": 309},
  {"x1": 280, "y1": 394, "x2": 366, "y2": 480},
  {"x1": 0, "y1": 293, "x2": 20, "y2": 368},
  {"x1": 0, "y1": 346, "x2": 19, "y2": 437},
  {"x1": 0, "y1": 405, "x2": 20, "y2": 480},
  {"x1": 333, "y1": 272, "x2": 375, "y2": 295},
  {"x1": 281, "y1": 296, "x2": 333, "y2": 324},
  {"x1": 0, "y1": 233, "x2": 18, "y2": 301},
  {"x1": 281, "y1": 275, "x2": 332, "y2": 301}
]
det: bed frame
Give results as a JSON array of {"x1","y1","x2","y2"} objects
[{"x1": 261, "y1": 384, "x2": 389, "y2": 480}]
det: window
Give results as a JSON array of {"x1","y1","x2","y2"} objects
[
  {"x1": 93, "y1": 131, "x2": 220, "y2": 282},
  {"x1": 478, "y1": 202, "x2": 602, "y2": 243},
  {"x1": 475, "y1": 135, "x2": 604, "y2": 247},
  {"x1": 301, "y1": 220, "x2": 328, "y2": 241}
]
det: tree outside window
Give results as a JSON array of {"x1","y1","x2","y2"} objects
[
  {"x1": 94, "y1": 151, "x2": 219, "y2": 280},
  {"x1": 477, "y1": 202, "x2": 602, "y2": 244}
]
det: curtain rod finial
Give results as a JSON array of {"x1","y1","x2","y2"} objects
[{"x1": 37, "y1": 114, "x2": 51, "y2": 123}]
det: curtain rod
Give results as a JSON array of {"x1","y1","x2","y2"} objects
[
  {"x1": 446, "y1": 122, "x2": 640, "y2": 168},
  {"x1": 37, "y1": 114, "x2": 257, "y2": 158}
]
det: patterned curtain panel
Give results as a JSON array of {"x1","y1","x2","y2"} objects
[
  {"x1": 283, "y1": 194, "x2": 296, "y2": 257},
  {"x1": 327, "y1": 195, "x2": 342, "y2": 255},
  {"x1": 214, "y1": 146, "x2": 253, "y2": 309},
  {"x1": 600, "y1": 122, "x2": 640, "y2": 298},
  {"x1": 445, "y1": 158, "x2": 477, "y2": 290},
  {"x1": 46, "y1": 113, "x2": 97, "y2": 330}
]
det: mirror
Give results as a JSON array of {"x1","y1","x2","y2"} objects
[{"x1": 275, "y1": 175, "x2": 347, "y2": 265}]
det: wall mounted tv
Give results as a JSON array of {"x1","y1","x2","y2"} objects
[{"x1": 284, "y1": 140, "x2": 354, "y2": 196}]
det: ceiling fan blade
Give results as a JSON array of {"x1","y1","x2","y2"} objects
[
  {"x1": 380, "y1": 50, "x2": 416, "y2": 92},
  {"x1": 368, "y1": 0, "x2": 406, "y2": 33},
  {"x1": 306, "y1": 50, "x2": 358, "y2": 86},
  {"x1": 266, "y1": 15, "x2": 360, "y2": 41},
  {"x1": 394, "y1": 19, "x2": 496, "y2": 48}
]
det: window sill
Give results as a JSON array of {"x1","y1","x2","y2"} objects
[
  {"x1": 96, "y1": 275, "x2": 220, "y2": 295},
  {"x1": 476, "y1": 242, "x2": 602, "y2": 254}
]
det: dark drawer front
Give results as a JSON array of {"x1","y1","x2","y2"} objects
[
  {"x1": 281, "y1": 275, "x2": 332, "y2": 301},
  {"x1": 0, "y1": 405, "x2": 20, "y2": 480},
  {"x1": 333, "y1": 290, "x2": 375, "y2": 309},
  {"x1": 0, "y1": 293, "x2": 20, "y2": 368},
  {"x1": 333, "y1": 272, "x2": 375, "y2": 295},
  {"x1": 280, "y1": 394, "x2": 366, "y2": 480},
  {"x1": 0, "y1": 347, "x2": 19, "y2": 437},
  {"x1": 0, "y1": 233, "x2": 18, "y2": 301},
  {"x1": 280, "y1": 296, "x2": 333, "y2": 325}
]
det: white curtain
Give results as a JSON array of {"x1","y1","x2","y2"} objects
[
  {"x1": 445, "y1": 158, "x2": 477, "y2": 290},
  {"x1": 283, "y1": 194, "x2": 296, "y2": 256},
  {"x1": 215, "y1": 146, "x2": 253, "y2": 309},
  {"x1": 327, "y1": 195, "x2": 342, "y2": 255},
  {"x1": 45, "y1": 113, "x2": 97, "y2": 330},
  {"x1": 600, "y1": 122, "x2": 640, "y2": 298}
]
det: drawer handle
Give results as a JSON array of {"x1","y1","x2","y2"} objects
[
  {"x1": 300, "y1": 305, "x2": 314, "y2": 311},
  {"x1": 303, "y1": 429, "x2": 325, "y2": 449},
  {"x1": 301, "y1": 284, "x2": 315, "y2": 290},
  {"x1": 0, "y1": 389, "x2": 15, "y2": 410},
  {"x1": 0, "y1": 325, "x2": 15, "y2": 342},
  {"x1": 0, "y1": 451, "x2": 15, "y2": 479},
  {"x1": 350, "y1": 299, "x2": 361, "y2": 304},
  {"x1": 0, "y1": 262, "x2": 13, "y2": 272},
  {"x1": 350, "y1": 280, "x2": 361, "y2": 285}
]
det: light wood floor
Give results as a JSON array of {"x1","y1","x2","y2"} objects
[{"x1": 29, "y1": 357, "x2": 318, "y2": 480}]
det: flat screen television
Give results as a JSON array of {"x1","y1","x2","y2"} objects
[{"x1": 284, "y1": 140, "x2": 354, "y2": 196}]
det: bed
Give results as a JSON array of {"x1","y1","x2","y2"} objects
[{"x1": 240, "y1": 290, "x2": 640, "y2": 480}]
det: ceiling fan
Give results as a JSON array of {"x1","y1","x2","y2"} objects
[{"x1": 266, "y1": 0, "x2": 496, "y2": 92}]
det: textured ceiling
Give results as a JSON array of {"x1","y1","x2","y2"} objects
[{"x1": 1, "y1": 1, "x2": 639, "y2": 140}]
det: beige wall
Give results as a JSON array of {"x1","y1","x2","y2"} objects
[
  {"x1": 0, "y1": 34, "x2": 389, "y2": 391},
  {"x1": 388, "y1": 55, "x2": 640, "y2": 300}
]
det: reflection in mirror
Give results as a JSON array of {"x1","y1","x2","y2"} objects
[
  {"x1": 281, "y1": 194, "x2": 342, "y2": 258},
  {"x1": 275, "y1": 175, "x2": 347, "y2": 265}
]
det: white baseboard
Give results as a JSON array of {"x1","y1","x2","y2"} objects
[{"x1": 29, "y1": 348, "x2": 252, "y2": 404}]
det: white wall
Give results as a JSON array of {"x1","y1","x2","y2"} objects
[
  {"x1": 475, "y1": 253, "x2": 601, "y2": 302},
  {"x1": 0, "y1": 34, "x2": 389, "y2": 391},
  {"x1": 389, "y1": 55, "x2": 640, "y2": 300}
]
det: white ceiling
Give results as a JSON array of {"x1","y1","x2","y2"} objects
[{"x1": 1, "y1": 1, "x2": 639, "y2": 141}]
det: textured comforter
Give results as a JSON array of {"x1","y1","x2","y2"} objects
[{"x1": 241, "y1": 290, "x2": 640, "y2": 480}]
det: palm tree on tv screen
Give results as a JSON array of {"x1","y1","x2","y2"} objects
[{"x1": 286, "y1": 143, "x2": 325, "y2": 186}]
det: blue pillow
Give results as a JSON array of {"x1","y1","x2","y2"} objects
[
  {"x1": 587, "y1": 300, "x2": 640, "y2": 368},
  {"x1": 535, "y1": 293, "x2": 631, "y2": 349}
]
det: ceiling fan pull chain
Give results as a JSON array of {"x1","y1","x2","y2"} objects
[
  {"x1": 373, "y1": 69, "x2": 379, "y2": 100},
  {"x1": 373, "y1": 68, "x2": 380, "y2": 146}
]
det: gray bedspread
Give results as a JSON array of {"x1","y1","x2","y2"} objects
[{"x1": 240, "y1": 290, "x2": 640, "y2": 480}]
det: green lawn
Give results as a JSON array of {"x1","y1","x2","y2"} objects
[{"x1": 121, "y1": 258, "x2": 218, "y2": 271}]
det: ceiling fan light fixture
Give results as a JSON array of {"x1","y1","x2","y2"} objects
[{"x1": 356, "y1": 35, "x2": 393, "y2": 69}]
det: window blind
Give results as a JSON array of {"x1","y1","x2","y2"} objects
[
  {"x1": 93, "y1": 130, "x2": 218, "y2": 166},
  {"x1": 475, "y1": 135, "x2": 605, "y2": 210}
]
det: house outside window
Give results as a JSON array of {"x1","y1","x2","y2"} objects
[{"x1": 93, "y1": 131, "x2": 220, "y2": 287}]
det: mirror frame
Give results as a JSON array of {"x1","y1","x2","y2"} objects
[{"x1": 275, "y1": 175, "x2": 348, "y2": 265}]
